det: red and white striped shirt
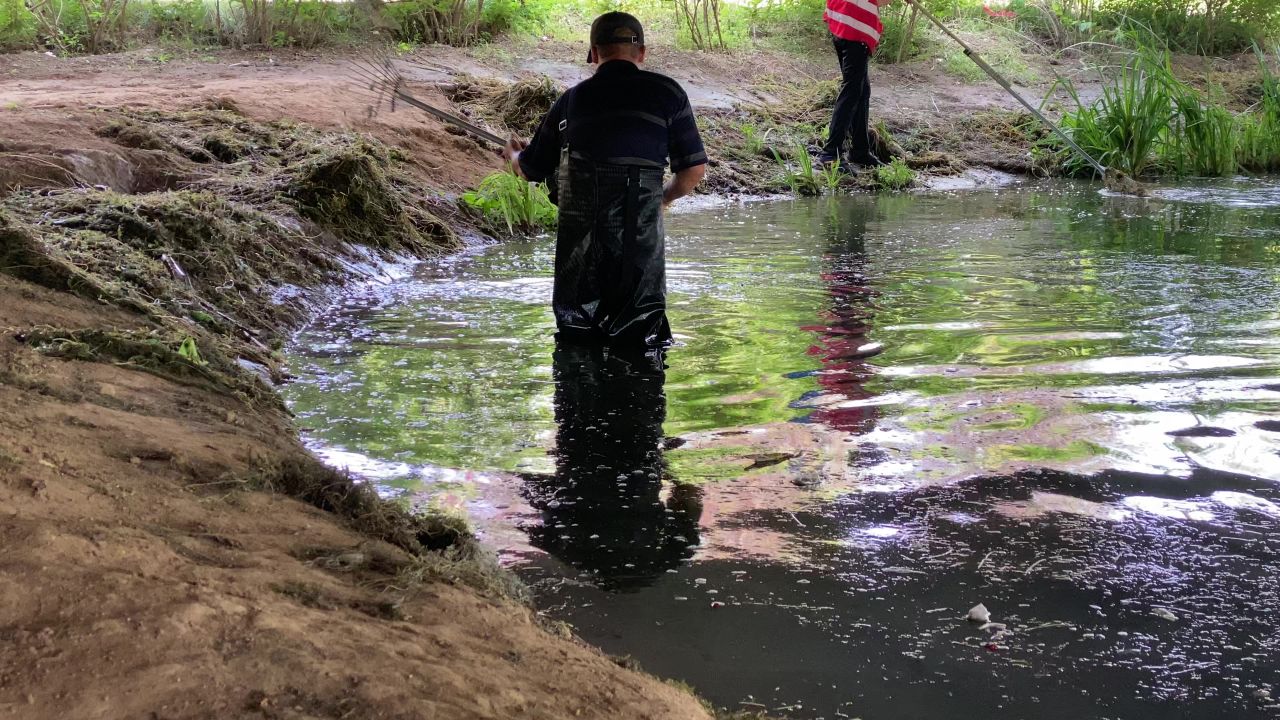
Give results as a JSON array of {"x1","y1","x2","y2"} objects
[{"x1": 825, "y1": 0, "x2": 884, "y2": 51}]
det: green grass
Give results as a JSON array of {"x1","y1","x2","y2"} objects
[
  {"x1": 873, "y1": 158, "x2": 915, "y2": 190},
  {"x1": 461, "y1": 172, "x2": 557, "y2": 235},
  {"x1": 773, "y1": 143, "x2": 824, "y2": 197},
  {"x1": 739, "y1": 121, "x2": 766, "y2": 156}
]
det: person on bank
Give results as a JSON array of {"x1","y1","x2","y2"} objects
[
  {"x1": 819, "y1": 0, "x2": 892, "y2": 170},
  {"x1": 503, "y1": 12, "x2": 708, "y2": 351}
]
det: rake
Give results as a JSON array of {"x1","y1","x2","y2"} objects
[{"x1": 349, "y1": 52, "x2": 506, "y2": 148}]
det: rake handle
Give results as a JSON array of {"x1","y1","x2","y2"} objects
[
  {"x1": 903, "y1": 0, "x2": 1108, "y2": 177},
  {"x1": 391, "y1": 80, "x2": 507, "y2": 147}
]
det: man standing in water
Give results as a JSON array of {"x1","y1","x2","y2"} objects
[
  {"x1": 819, "y1": 0, "x2": 891, "y2": 170},
  {"x1": 503, "y1": 12, "x2": 708, "y2": 351}
]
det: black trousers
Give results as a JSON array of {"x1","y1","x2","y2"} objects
[{"x1": 822, "y1": 37, "x2": 872, "y2": 160}]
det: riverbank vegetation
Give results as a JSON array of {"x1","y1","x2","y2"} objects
[
  {"x1": 1054, "y1": 41, "x2": 1280, "y2": 177},
  {"x1": 2, "y1": 0, "x2": 1275, "y2": 58}
]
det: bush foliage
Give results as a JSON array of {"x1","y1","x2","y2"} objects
[{"x1": 1, "y1": 0, "x2": 1275, "y2": 57}]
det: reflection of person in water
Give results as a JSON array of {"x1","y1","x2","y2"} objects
[
  {"x1": 520, "y1": 343, "x2": 702, "y2": 591},
  {"x1": 808, "y1": 199, "x2": 882, "y2": 434}
]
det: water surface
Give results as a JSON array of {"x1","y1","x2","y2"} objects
[{"x1": 287, "y1": 180, "x2": 1280, "y2": 719}]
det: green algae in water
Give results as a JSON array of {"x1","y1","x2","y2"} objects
[
  {"x1": 664, "y1": 445, "x2": 786, "y2": 485},
  {"x1": 983, "y1": 440, "x2": 1108, "y2": 466}
]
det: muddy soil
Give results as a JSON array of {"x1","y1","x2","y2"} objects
[{"x1": 0, "y1": 39, "x2": 1105, "y2": 720}]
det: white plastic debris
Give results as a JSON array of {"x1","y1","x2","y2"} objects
[{"x1": 967, "y1": 603, "x2": 992, "y2": 623}]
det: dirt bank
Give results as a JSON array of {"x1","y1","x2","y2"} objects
[
  {"x1": 0, "y1": 50, "x2": 719, "y2": 719},
  {"x1": 0, "y1": 39, "x2": 1095, "y2": 719},
  {"x1": 0, "y1": 274, "x2": 711, "y2": 720}
]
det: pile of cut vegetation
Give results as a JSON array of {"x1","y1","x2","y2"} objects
[
  {"x1": 1, "y1": 106, "x2": 461, "y2": 400},
  {"x1": 442, "y1": 73, "x2": 563, "y2": 137}
]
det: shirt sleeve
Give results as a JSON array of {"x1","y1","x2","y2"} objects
[
  {"x1": 668, "y1": 92, "x2": 708, "y2": 173},
  {"x1": 518, "y1": 93, "x2": 568, "y2": 183}
]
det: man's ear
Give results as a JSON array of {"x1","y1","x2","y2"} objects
[{"x1": 637, "y1": 46, "x2": 647, "y2": 64}]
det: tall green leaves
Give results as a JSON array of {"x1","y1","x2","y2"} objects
[
  {"x1": 1058, "y1": 43, "x2": 1280, "y2": 178},
  {"x1": 1168, "y1": 89, "x2": 1239, "y2": 177},
  {"x1": 1058, "y1": 50, "x2": 1173, "y2": 178},
  {"x1": 1239, "y1": 44, "x2": 1280, "y2": 173},
  {"x1": 461, "y1": 171, "x2": 557, "y2": 235}
]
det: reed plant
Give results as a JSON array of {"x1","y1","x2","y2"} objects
[
  {"x1": 1059, "y1": 49, "x2": 1174, "y2": 178},
  {"x1": 1058, "y1": 41, "x2": 1280, "y2": 179},
  {"x1": 1238, "y1": 45, "x2": 1280, "y2": 173},
  {"x1": 1168, "y1": 89, "x2": 1239, "y2": 176},
  {"x1": 773, "y1": 143, "x2": 823, "y2": 196}
]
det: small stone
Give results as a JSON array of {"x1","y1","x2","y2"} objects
[
  {"x1": 1151, "y1": 608, "x2": 1178, "y2": 621},
  {"x1": 967, "y1": 604, "x2": 992, "y2": 623},
  {"x1": 710, "y1": 601, "x2": 725, "y2": 609}
]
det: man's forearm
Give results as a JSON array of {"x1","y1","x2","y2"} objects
[{"x1": 663, "y1": 164, "x2": 707, "y2": 205}]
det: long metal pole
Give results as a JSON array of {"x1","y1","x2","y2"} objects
[{"x1": 904, "y1": 0, "x2": 1108, "y2": 177}]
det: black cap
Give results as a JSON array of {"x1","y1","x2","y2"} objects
[{"x1": 587, "y1": 12, "x2": 644, "y2": 63}]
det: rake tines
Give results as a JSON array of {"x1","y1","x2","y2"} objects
[
  {"x1": 347, "y1": 49, "x2": 506, "y2": 147},
  {"x1": 350, "y1": 49, "x2": 404, "y2": 118}
]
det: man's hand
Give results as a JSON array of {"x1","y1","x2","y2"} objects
[
  {"x1": 662, "y1": 163, "x2": 707, "y2": 209},
  {"x1": 502, "y1": 137, "x2": 529, "y2": 178}
]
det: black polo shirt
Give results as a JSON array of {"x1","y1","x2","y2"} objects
[{"x1": 518, "y1": 60, "x2": 708, "y2": 182}]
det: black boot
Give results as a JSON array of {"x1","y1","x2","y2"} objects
[{"x1": 849, "y1": 152, "x2": 886, "y2": 168}]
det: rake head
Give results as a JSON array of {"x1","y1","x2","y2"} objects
[{"x1": 348, "y1": 50, "x2": 405, "y2": 120}]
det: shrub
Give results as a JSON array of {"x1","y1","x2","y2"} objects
[
  {"x1": 1097, "y1": 0, "x2": 1279, "y2": 56},
  {"x1": 0, "y1": 0, "x2": 35, "y2": 51},
  {"x1": 383, "y1": 0, "x2": 493, "y2": 45}
]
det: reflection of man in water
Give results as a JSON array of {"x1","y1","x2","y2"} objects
[
  {"x1": 809, "y1": 199, "x2": 882, "y2": 433},
  {"x1": 520, "y1": 344, "x2": 702, "y2": 590}
]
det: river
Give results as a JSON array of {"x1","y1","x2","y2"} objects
[{"x1": 285, "y1": 180, "x2": 1280, "y2": 719}]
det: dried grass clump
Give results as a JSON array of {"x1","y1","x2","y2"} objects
[
  {"x1": 444, "y1": 74, "x2": 563, "y2": 137},
  {"x1": 3, "y1": 109, "x2": 465, "y2": 388},
  {"x1": 251, "y1": 453, "x2": 528, "y2": 602},
  {"x1": 21, "y1": 325, "x2": 269, "y2": 401}
]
